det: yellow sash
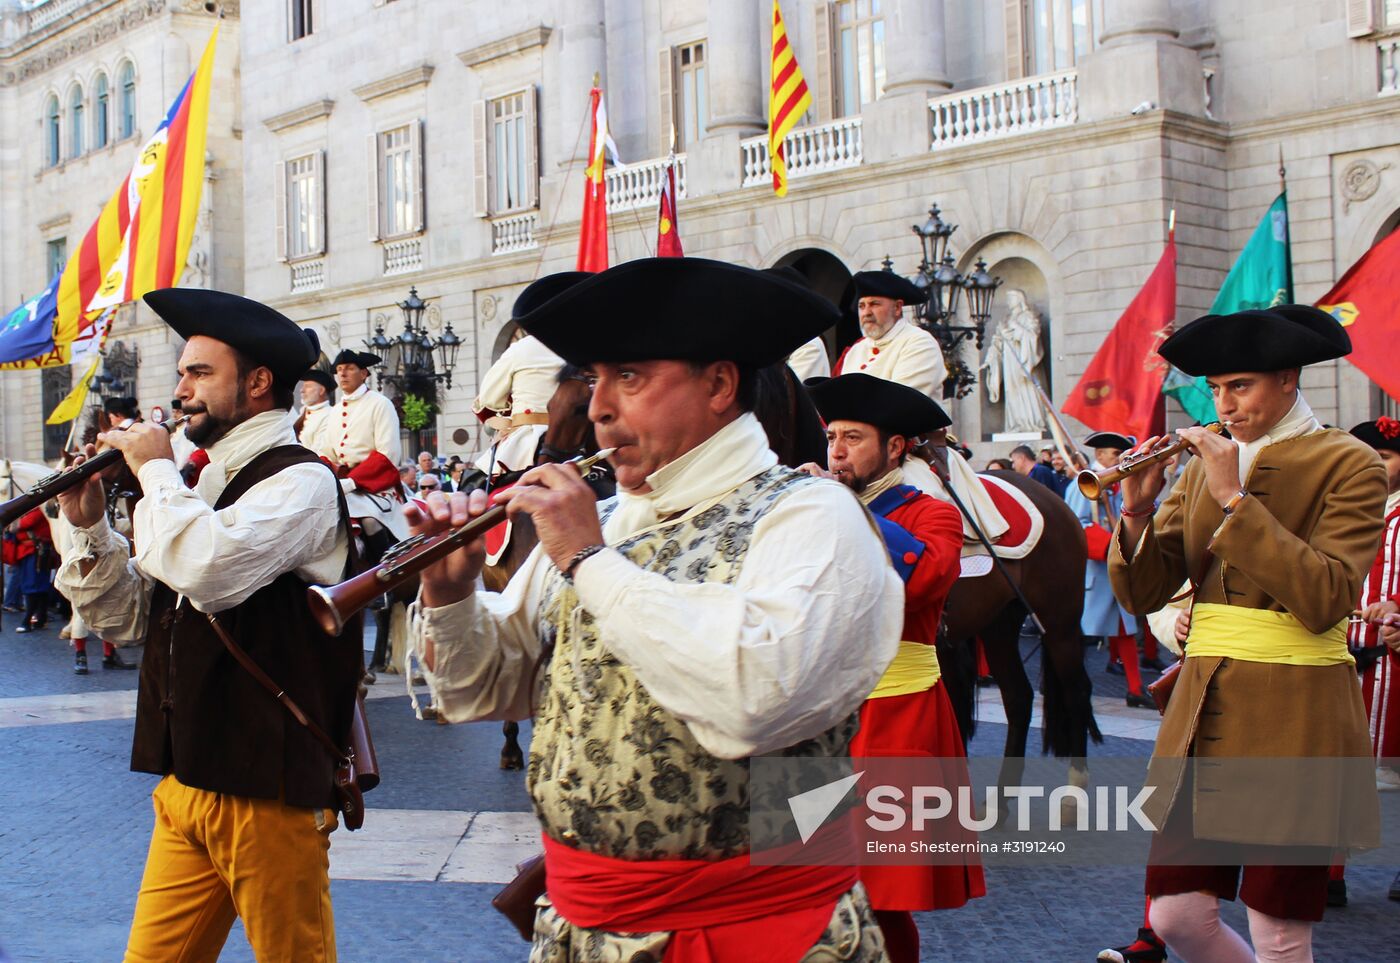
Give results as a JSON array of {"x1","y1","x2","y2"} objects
[
  {"x1": 869, "y1": 641, "x2": 942, "y2": 699},
  {"x1": 1185, "y1": 603, "x2": 1353, "y2": 667}
]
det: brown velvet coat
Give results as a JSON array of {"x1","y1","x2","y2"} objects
[{"x1": 1109, "y1": 428, "x2": 1385, "y2": 847}]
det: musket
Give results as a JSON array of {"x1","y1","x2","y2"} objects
[
  {"x1": 0, "y1": 416, "x2": 190, "y2": 528},
  {"x1": 308, "y1": 448, "x2": 615, "y2": 635}
]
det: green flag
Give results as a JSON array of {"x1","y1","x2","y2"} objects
[{"x1": 1163, "y1": 192, "x2": 1293, "y2": 423}]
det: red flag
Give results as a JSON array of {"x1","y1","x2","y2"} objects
[
  {"x1": 576, "y1": 85, "x2": 611, "y2": 272},
  {"x1": 1316, "y1": 227, "x2": 1400, "y2": 405},
  {"x1": 1063, "y1": 237, "x2": 1176, "y2": 442},
  {"x1": 656, "y1": 155, "x2": 683, "y2": 258}
]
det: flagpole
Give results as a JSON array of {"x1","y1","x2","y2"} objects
[
  {"x1": 1008, "y1": 345, "x2": 1081, "y2": 468},
  {"x1": 1278, "y1": 144, "x2": 1287, "y2": 193}
]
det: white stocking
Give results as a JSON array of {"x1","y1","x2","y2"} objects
[
  {"x1": 1246, "y1": 907, "x2": 1313, "y2": 963},
  {"x1": 1148, "y1": 892, "x2": 1254, "y2": 963}
]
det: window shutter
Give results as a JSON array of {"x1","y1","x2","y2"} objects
[
  {"x1": 274, "y1": 160, "x2": 288, "y2": 262},
  {"x1": 410, "y1": 119, "x2": 425, "y2": 233},
  {"x1": 1347, "y1": 0, "x2": 1375, "y2": 38},
  {"x1": 314, "y1": 149, "x2": 327, "y2": 255},
  {"x1": 524, "y1": 86, "x2": 540, "y2": 209},
  {"x1": 367, "y1": 133, "x2": 381, "y2": 241},
  {"x1": 813, "y1": 3, "x2": 834, "y2": 122},
  {"x1": 472, "y1": 99, "x2": 489, "y2": 217},
  {"x1": 658, "y1": 47, "x2": 675, "y2": 153},
  {"x1": 1004, "y1": 0, "x2": 1025, "y2": 80}
]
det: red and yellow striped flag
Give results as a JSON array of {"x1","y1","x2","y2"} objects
[
  {"x1": 768, "y1": 0, "x2": 811, "y2": 197},
  {"x1": 87, "y1": 28, "x2": 218, "y2": 317}
]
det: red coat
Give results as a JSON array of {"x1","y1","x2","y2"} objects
[
  {"x1": 851, "y1": 484, "x2": 985, "y2": 911},
  {"x1": 14, "y1": 508, "x2": 51, "y2": 562}
]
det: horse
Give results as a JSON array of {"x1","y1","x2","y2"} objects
[{"x1": 937, "y1": 471, "x2": 1099, "y2": 804}]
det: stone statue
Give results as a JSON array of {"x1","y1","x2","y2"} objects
[{"x1": 980, "y1": 289, "x2": 1046, "y2": 433}]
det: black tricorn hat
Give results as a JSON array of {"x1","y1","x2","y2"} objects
[
  {"x1": 516, "y1": 257, "x2": 842, "y2": 366},
  {"x1": 332, "y1": 349, "x2": 382, "y2": 370},
  {"x1": 1083, "y1": 431, "x2": 1136, "y2": 451},
  {"x1": 1157, "y1": 305, "x2": 1351, "y2": 377},
  {"x1": 512, "y1": 272, "x2": 591, "y2": 319},
  {"x1": 1350, "y1": 418, "x2": 1400, "y2": 454},
  {"x1": 301, "y1": 369, "x2": 336, "y2": 392},
  {"x1": 851, "y1": 270, "x2": 928, "y2": 306},
  {"x1": 807, "y1": 373, "x2": 951, "y2": 438},
  {"x1": 143, "y1": 288, "x2": 317, "y2": 386}
]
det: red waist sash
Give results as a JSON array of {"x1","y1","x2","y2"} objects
[{"x1": 542, "y1": 833, "x2": 858, "y2": 963}]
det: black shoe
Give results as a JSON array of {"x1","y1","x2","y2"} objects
[
  {"x1": 363, "y1": 668, "x2": 377, "y2": 685},
  {"x1": 1388, "y1": 870, "x2": 1400, "y2": 901},
  {"x1": 74, "y1": 652, "x2": 89, "y2": 675},
  {"x1": 1140, "y1": 656, "x2": 1167, "y2": 672},
  {"x1": 102, "y1": 651, "x2": 137, "y2": 670},
  {"x1": 1, "y1": 604, "x2": 20, "y2": 613},
  {"x1": 1105, "y1": 659, "x2": 1125, "y2": 676},
  {"x1": 1327, "y1": 877, "x2": 1347, "y2": 907},
  {"x1": 15, "y1": 624, "x2": 34, "y2": 633},
  {"x1": 1097, "y1": 928, "x2": 1167, "y2": 962},
  {"x1": 975, "y1": 674, "x2": 996, "y2": 688},
  {"x1": 1126, "y1": 692, "x2": 1156, "y2": 710}
]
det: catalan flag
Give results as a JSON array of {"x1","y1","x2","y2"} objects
[
  {"x1": 768, "y1": 1, "x2": 811, "y2": 197},
  {"x1": 88, "y1": 28, "x2": 219, "y2": 314}
]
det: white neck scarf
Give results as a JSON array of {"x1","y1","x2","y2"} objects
[
  {"x1": 856, "y1": 467, "x2": 905, "y2": 507},
  {"x1": 603, "y1": 413, "x2": 778, "y2": 541},
  {"x1": 194, "y1": 410, "x2": 299, "y2": 506},
  {"x1": 342, "y1": 383, "x2": 369, "y2": 402},
  {"x1": 1386, "y1": 488, "x2": 1400, "y2": 518},
  {"x1": 1236, "y1": 391, "x2": 1321, "y2": 485},
  {"x1": 870, "y1": 319, "x2": 906, "y2": 347}
]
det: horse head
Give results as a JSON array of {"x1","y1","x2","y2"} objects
[{"x1": 536, "y1": 364, "x2": 597, "y2": 465}]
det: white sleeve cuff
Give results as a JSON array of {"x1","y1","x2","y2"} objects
[
  {"x1": 136, "y1": 458, "x2": 185, "y2": 494},
  {"x1": 568, "y1": 548, "x2": 637, "y2": 619}
]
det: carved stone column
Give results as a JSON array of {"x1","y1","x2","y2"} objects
[{"x1": 883, "y1": 0, "x2": 950, "y2": 95}]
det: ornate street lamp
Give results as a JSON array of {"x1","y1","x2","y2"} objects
[
  {"x1": 368, "y1": 286, "x2": 459, "y2": 393},
  {"x1": 899, "y1": 202, "x2": 1003, "y2": 398}
]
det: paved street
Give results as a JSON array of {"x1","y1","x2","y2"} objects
[{"x1": 1, "y1": 617, "x2": 1396, "y2": 962}]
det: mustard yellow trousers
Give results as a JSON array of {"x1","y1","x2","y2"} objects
[{"x1": 124, "y1": 774, "x2": 338, "y2": 963}]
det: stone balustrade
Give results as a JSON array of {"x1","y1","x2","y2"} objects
[
  {"x1": 491, "y1": 211, "x2": 538, "y2": 255},
  {"x1": 382, "y1": 236, "x2": 423, "y2": 275},
  {"x1": 1380, "y1": 39, "x2": 1400, "y2": 95},
  {"x1": 928, "y1": 69, "x2": 1078, "y2": 150},
  {"x1": 740, "y1": 117, "x2": 864, "y2": 188},
  {"x1": 605, "y1": 155, "x2": 687, "y2": 213},
  {"x1": 289, "y1": 258, "x2": 325, "y2": 294}
]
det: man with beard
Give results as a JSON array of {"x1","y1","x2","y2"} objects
[
  {"x1": 297, "y1": 368, "x2": 337, "y2": 457},
  {"x1": 407, "y1": 258, "x2": 904, "y2": 961},
  {"x1": 803, "y1": 373, "x2": 985, "y2": 963},
  {"x1": 834, "y1": 270, "x2": 1007, "y2": 547},
  {"x1": 54, "y1": 288, "x2": 361, "y2": 962}
]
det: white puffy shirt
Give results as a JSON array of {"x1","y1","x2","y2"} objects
[{"x1": 836, "y1": 319, "x2": 948, "y2": 400}]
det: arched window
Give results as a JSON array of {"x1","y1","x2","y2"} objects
[
  {"x1": 118, "y1": 61, "x2": 136, "y2": 139},
  {"x1": 93, "y1": 73, "x2": 110, "y2": 148},
  {"x1": 45, "y1": 95, "x2": 60, "y2": 167},
  {"x1": 68, "y1": 85, "x2": 85, "y2": 158}
]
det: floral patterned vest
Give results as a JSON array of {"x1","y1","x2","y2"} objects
[{"x1": 527, "y1": 465, "x2": 860, "y2": 860}]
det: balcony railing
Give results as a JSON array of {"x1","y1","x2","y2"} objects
[
  {"x1": 928, "y1": 69, "x2": 1078, "y2": 150},
  {"x1": 28, "y1": 0, "x2": 88, "y2": 30},
  {"x1": 382, "y1": 236, "x2": 423, "y2": 275},
  {"x1": 605, "y1": 155, "x2": 687, "y2": 213},
  {"x1": 1380, "y1": 39, "x2": 1400, "y2": 95},
  {"x1": 491, "y1": 211, "x2": 538, "y2": 255},
  {"x1": 740, "y1": 117, "x2": 863, "y2": 188},
  {"x1": 289, "y1": 258, "x2": 325, "y2": 294}
]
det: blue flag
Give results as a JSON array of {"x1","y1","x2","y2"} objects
[{"x1": 0, "y1": 276, "x2": 59, "y2": 364}]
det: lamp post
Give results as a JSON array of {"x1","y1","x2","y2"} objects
[
  {"x1": 903, "y1": 203, "x2": 1002, "y2": 398},
  {"x1": 369, "y1": 287, "x2": 462, "y2": 451}
]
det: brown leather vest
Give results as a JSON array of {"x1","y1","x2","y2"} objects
[{"x1": 130, "y1": 445, "x2": 364, "y2": 809}]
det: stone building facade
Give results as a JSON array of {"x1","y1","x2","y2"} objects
[
  {"x1": 0, "y1": 0, "x2": 240, "y2": 462},
  {"x1": 6, "y1": 0, "x2": 1400, "y2": 463}
]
